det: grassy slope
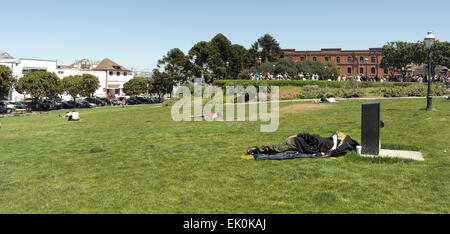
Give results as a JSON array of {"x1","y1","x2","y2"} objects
[{"x1": 0, "y1": 98, "x2": 449, "y2": 213}]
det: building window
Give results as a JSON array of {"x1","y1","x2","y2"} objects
[
  {"x1": 371, "y1": 56, "x2": 376, "y2": 63},
  {"x1": 371, "y1": 67, "x2": 376, "y2": 74},
  {"x1": 336, "y1": 57, "x2": 340, "y2": 64},
  {"x1": 300, "y1": 57, "x2": 304, "y2": 61},
  {"x1": 360, "y1": 57, "x2": 364, "y2": 64},
  {"x1": 360, "y1": 67, "x2": 364, "y2": 74},
  {"x1": 124, "y1": 72, "x2": 127, "y2": 76},
  {"x1": 313, "y1": 57, "x2": 317, "y2": 61},
  {"x1": 347, "y1": 57, "x2": 352, "y2": 64},
  {"x1": 347, "y1": 67, "x2": 352, "y2": 74},
  {"x1": 325, "y1": 57, "x2": 329, "y2": 62},
  {"x1": 109, "y1": 71, "x2": 113, "y2": 76},
  {"x1": 117, "y1": 72, "x2": 120, "y2": 76},
  {"x1": 58, "y1": 71, "x2": 64, "y2": 75},
  {"x1": 384, "y1": 68, "x2": 388, "y2": 74}
]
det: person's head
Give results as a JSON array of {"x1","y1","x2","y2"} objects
[{"x1": 320, "y1": 137, "x2": 334, "y2": 153}]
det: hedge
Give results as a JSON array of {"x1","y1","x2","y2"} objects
[{"x1": 212, "y1": 80, "x2": 415, "y2": 89}]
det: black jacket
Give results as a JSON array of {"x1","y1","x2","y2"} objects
[{"x1": 293, "y1": 133, "x2": 329, "y2": 154}]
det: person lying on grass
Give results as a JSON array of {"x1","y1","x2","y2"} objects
[
  {"x1": 59, "y1": 111, "x2": 80, "y2": 121},
  {"x1": 190, "y1": 112, "x2": 222, "y2": 119},
  {"x1": 246, "y1": 131, "x2": 359, "y2": 158}
]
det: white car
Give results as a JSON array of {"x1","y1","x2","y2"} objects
[{"x1": 6, "y1": 101, "x2": 16, "y2": 110}]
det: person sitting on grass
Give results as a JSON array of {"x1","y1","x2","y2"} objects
[
  {"x1": 244, "y1": 131, "x2": 359, "y2": 160},
  {"x1": 60, "y1": 111, "x2": 80, "y2": 121}
]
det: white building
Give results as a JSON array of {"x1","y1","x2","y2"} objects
[
  {"x1": 90, "y1": 58, "x2": 134, "y2": 97},
  {"x1": 0, "y1": 52, "x2": 133, "y2": 101}
]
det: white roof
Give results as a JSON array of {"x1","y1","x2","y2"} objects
[{"x1": 0, "y1": 51, "x2": 15, "y2": 59}]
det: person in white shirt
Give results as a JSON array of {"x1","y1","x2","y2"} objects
[{"x1": 65, "y1": 111, "x2": 80, "y2": 121}]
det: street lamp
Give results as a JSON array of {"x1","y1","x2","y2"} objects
[
  {"x1": 365, "y1": 57, "x2": 369, "y2": 79},
  {"x1": 226, "y1": 61, "x2": 229, "y2": 79},
  {"x1": 425, "y1": 31, "x2": 435, "y2": 111},
  {"x1": 201, "y1": 63, "x2": 207, "y2": 84}
]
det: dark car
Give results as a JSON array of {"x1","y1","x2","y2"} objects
[
  {"x1": 62, "y1": 101, "x2": 77, "y2": 109},
  {"x1": 152, "y1": 97, "x2": 164, "y2": 103},
  {"x1": 85, "y1": 97, "x2": 106, "y2": 106},
  {"x1": 99, "y1": 98, "x2": 112, "y2": 105},
  {"x1": 128, "y1": 97, "x2": 144, "y2": 105},
  {"x1": 15, "y1": 102, "x2": 27, "y2": 109},
  {"x1": 110, "y1": 99, "x2": 119, "y2": 105},
  {"x1": 0, "y1": 101, "x2": 7, "y2": 113},
  {"x1": 137, "y1": 96, "x2": 153, "y2": 104},
  {"x1": 32, "y1": 99, "x2": 56, "y2": 111},
  {"x1": 76, "y1": 100, "x2": 93, "y2": 108},
  {"x1": 52, "y1": 99, "x2": 62, "y2": 109}
]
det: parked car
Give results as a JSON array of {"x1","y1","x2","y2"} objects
[
  {"x1": 85, "y1": 97, "x2": 106, "y2": 106},
  {"x1": 137, "y1": 96, "x2": 153, "y2": 104},
  {"x1": 0, "y1": 101, "x2": 8, "y2": 113},
  {"x1": 0, "y1": 100, "x2": 16, "y2": 113},
  {"x1": 53, "y1": 100, "x2": 62, "y2": 110},
  {"x1": 31, "y1": 99, "x2": 56, "y2": 111},
  {"x1": 152, "y1": 97, "x2": 164, "y2": 103},
  {"x1": 99, "y1": 98, "x2": 112, "y2": 105},
  {"x1": 15, "y1": 102, "x2": 27, "y2": 109},
  {"x1": 110, "y1": 98, "x2": 119, "y2": 105},
  {"x1": 128, "y1": 96, "x2": 144, "y2": 105},
  {"x1": 62, "y1": 101, "x2": 77, "y2": 109},
  {"x1": 76, "y1": 100, "x2": 93, "y2": 108}
]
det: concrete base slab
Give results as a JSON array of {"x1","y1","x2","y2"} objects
[{"x1": 361, "y1": 149, "x2": 424, "y2": 161}]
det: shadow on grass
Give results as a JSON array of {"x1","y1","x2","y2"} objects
[
  {"x1": 381, "y1": 143, "x2": 421, "y2": 152},
  {"x1": 343, "y1": 152, "x2": 416, "y2": 164}
]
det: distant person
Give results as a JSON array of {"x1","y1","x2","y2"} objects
[
  {"x1": 121, "y1": 98, "x2": 127, "y2": 108},
  {"x1": 61, "y1": 111, "x2": 79, "y2": 121},
  {"x1": 190, "y1": 112, "x2": 222, "y2": 119}
]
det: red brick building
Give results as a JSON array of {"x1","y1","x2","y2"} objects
[{"x1": 282, "y1": 48, "x2": 386, "y2": 78}]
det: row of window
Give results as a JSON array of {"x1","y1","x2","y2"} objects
[
  {"x1": 22, "y1": 68, "x2": 47, "y2": 75},
  {"x1": 346, "y1": 67, "x2": 388, "y2": 74},
  {"x1": 301, "y1": 56, "x2": 377, "y2": 64},
  {"x1": 109, "y1": 71, "x2": 128, "y2": 76},
  {"x1": 358, "y1": 67, "x2": 377, "y2": 74}
]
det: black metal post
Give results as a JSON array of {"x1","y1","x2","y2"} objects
[{"x1": 426, "y1": 48, "x2": 432, "y2": 111}]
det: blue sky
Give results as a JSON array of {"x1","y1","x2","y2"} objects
[{"x1": 2, "y1": 0, "x2": 449, "y2": 71}]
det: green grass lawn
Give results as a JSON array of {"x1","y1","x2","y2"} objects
[{"x1": 0, "y1": 98, "x2": 449, "y2": 213}]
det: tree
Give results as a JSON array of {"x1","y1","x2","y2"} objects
[
  {"x1": 123, "y1": 77, "x2": 149, "y2": 97},
  {"x1": 0, "y1": 65, "x2": 16, "y2": 99},
  {"x1": 273, "y1": 58, "x2": 297, "y2": 76},
  {"x1": 61, "y1": 75, "x2": 83, "y2": 101},
  {"x1": 412, "y1": 41, "x2": 450, "y2": 74},
  {"x1": 15, "y1": 71, "x2": 61, "y2": 101},
  {"x1": 381, "y1": 40, "x2": 450, "y2": 77},
  {"x1": 80, "y1": 73, "x2": 100, "y2": 98},
  {"x1": 157, "y1": 48, "x2": 192, "y2": 84},
  {"x1": 150, "y1": 69, "x2": 173, "y2": 98},
  {"x1": 229, "y1": 44, "x2": 252, "y2": 79},
  {"x1": 210, "y1": 33, "x2": 232, "y2": 63},
  {"x1": 323, "y1": 62, "x2": 341, "y2": 79},
  {"x1": 251, "y1": 34, "x2": 284, "y2": 63},
  {"x1": 296, "y1": 60, "x2": 325, "y2": 78},
  {"x1": 380, "y1": 41, "x2": 417, "y2": 77}
]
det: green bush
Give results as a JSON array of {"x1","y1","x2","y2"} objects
[
  {"x1": 431, "y1": 83, "x2": 450, "y2": 96},
  {"x1": 382, "y1": 87, "x2": 408, "y2": 97},
  {"x1": 405, "y1": 84, "x2": 427, "y2": 96},
  {"x1": 342, "y1": 89, "x2": 366, "y2": 98},
  {"x1": 212, "y1": 80, "x2": 416, "y2": 89}
]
